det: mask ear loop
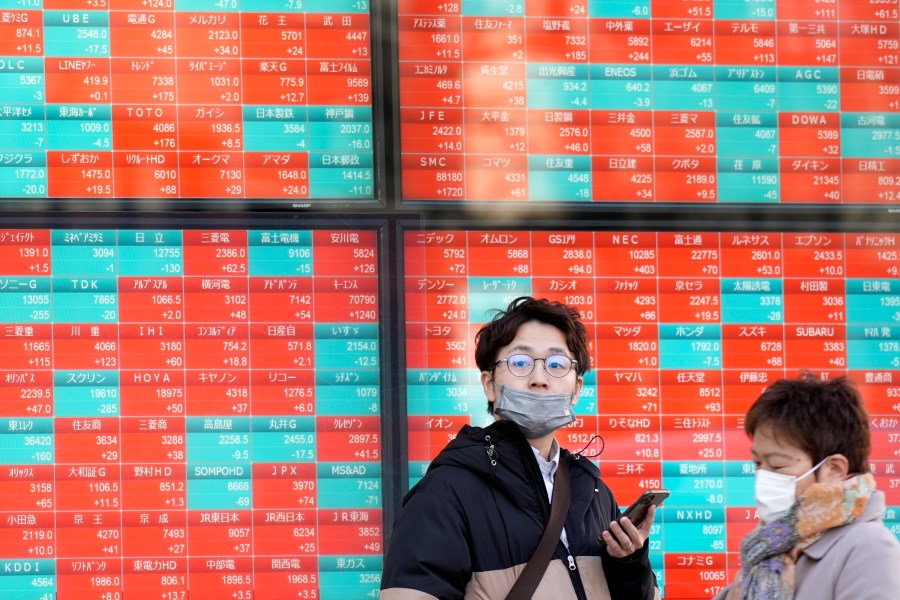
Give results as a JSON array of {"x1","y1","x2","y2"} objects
[{"x1": 572, "y1": 434, "x2": 605, "y2": 459}]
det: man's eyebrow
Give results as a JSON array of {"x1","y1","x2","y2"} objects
[{"x1": 507, "y1": 344, "x2": 569, "y2": 355}]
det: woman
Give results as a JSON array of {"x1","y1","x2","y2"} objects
[{"x1": 716, "y1": 374, "x2": 900, "y2": 599}]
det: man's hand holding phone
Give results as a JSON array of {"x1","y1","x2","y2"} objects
[{"x1": 599, "y1": 489, "x2": 669, "y2": 558}]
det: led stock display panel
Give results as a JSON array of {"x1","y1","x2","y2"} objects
[
  {"x1": 397, "y1": 0, "x2": 899, "y2": 204},
  {"x1": 404, "y1": 228, "x2": 900, "y2": 598},
  {"x1": 0, "y1": 227, "x2": 382, "y2": 599},
  {"x1": 0, "y1": 2, "x2": 375, "y2": 204}
]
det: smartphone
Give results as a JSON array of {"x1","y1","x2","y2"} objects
[
  {"x1": 598, "y1": 489, "x2": 669, "y2": 546},
  {"x1": 619, "y1": 489, "x2": 670, "y2": 526}
]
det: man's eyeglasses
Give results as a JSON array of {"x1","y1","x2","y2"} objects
[{"x1": 493, "y1": 354, "x2": 577, "y2": 378}]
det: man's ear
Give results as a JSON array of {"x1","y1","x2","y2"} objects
[
  {"x1": 820, "y1": 454, "x2": 850, "y2": 482},
  {"x1": 481, "y1": 371, "x2": 498, "y2": 403},
  {"x1": 570, "y1": 375, "x2": 584, "y2": 406}
]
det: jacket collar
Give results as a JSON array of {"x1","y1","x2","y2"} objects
[{"x1": 801, "y1": 489, "x2": 886, "y2": 559}]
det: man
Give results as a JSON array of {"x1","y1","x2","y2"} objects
[{"x1": 381, "y1": 296, "x2": 659, "y2": 599}]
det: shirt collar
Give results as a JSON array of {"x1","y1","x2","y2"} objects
[{"x1": 531, "y1": 439, "x2": 560, "y2": 479}]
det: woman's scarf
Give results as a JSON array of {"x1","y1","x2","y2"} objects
[{"x1": 726, "y1": 472, "x2": 876, "y2": 600}]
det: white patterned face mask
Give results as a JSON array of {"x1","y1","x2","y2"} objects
[
  {"x1": 494, "y1": 385, "x2": 575, "y2": 439},
  {"x1": 754, "y1": 456, "x2": 830, "y2": 523}
]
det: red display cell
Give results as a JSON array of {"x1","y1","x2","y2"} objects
[
  {"x1": 781, "y1": 232, "x2": 844, "y2": 277},
  {"x1": 122, "y1": 510, "x2": 190, "y2": 557},
  {"x1": 120, "y1": 416, "x2": 186, "y2": 464},
  {"x1": 251, "y1": 464, "x2": 317, "y2": 510},
  {"x1": 187, "y1": 511, "x2": 253, "y2": 557},
  {"x1": 854, "y1": 373, "x2": 900, "y2": 415},
  {"x1": 463, "y1": 154, "x2": 529, "y2": 201},
  {"x1": 594, "y1": 369, "x2": 660, "y2": 415},
  {"x1": 119, "y1": 464, "x2": 187, "y2": 511},
  {"x1": 722, "y1": 369, "x2": 783, "y2": 415},
  {"x1": 527, "y1": 109, "x2": 591, "y2": 155},
  {"x1": 306, "y1": 63, "x2": 372, "y2": 105},
  {"x1": 55, "y1": 511, "x2": 123, "y2": 558},
  {"x1": 181, "y1": 230, "x2": 248, "y2": 276},
  {"x1": 464, "y1": 62, "x2": 527, "y2": 108},
  {"x1": 531, "y1": 279, "x2": 595, "y2": 316},
  {"x1": 776, "y1": 21, "x2": 839, "y2": 66},
  {"x1": 779, "y1": 157, "x2": 842, "y2": 203},
  {"x1": 109, "y1": 10, "x2": 176, "y2": 56},
  {"x1": 653, "y1": 156, "x2": 718, "y2": 202},
  {"x1": 120, "y1": 369, "x2": 185, "y2": 417},
  {"x1": 398, "y1": 61, "x2": 464, "y2": 107},
  {"x1": 651, "y1": 20, "x2": 715, "y2": 65},
  {"x1": 593, "y1": 232, "x2": 658, "y2": 277},
  {"x1": 531, "y1": 231, "x2": 594, "y2": 276},
  {"x1": 0, "y1": 371, "x2": 53, "y2": 417},
  {"x1": 251, "y1": 556, "x2": 319, "y2": 599},
  {"x1": 720, "y1": 232, "x2": 782, "y2": 278},
  {"x1": 783, "y1": 279, "x2": 847, "y2": 323},
  {"x1": 460, "y1": 17, "x2": 524, "y2": 64},
  {"x1": 663, "y1": 553, "x2": 727, "y2": 600},
  {"x1": 53, "y1": 464, "x2": 123, "y2": 511},
  {"x1": 52, "y1": 322, "x2": 118, "y2": 370},
  {"x1": 841, "y1": 158, "x2": 900, "y2": 204},
  {"x1": 245, "y1": 152, "x2": 311, "y2": 199},
  {"x1": 113, "y1": 152, "x2": 181, "y2": 198},
  {"x1": 778, "y1": 112, "x2": 841, "y2": 157},
  {"x1": 397, "y1": 15, "x2": 462, "y2": 63},
  {"x1": 403, "y1": 230, "x2": 467, "y2": 277},
  {"x1": 249, "y1": 324, "x2": 314, "y2": 370},
  {"x1": 591, "y1": 155, "x2": 655, "y2": 202},
  {"x1": 118, "y1": 277, "x2": 184, "y2": 322},
  {"x1": 873, "y1": 464, "x2": 900, "y2": 505},
  {"x1": 400, "y1": 107, "x2": 464, "y2": 154},
  {"x1": 406, "y1": 322, "x2": 473, "y2": 369},
  {"x1": 596, "y1": 461, "x2": 663, "y2": 504},
  {"x1": 783, "y1": 324, "x2": 848, "y2": 369},
  {"x1": 404, "y1": 282, "x2": 471, "y2": 323},
  {"x1": 777, "y1": 0, "x2": 838, "y2": 20},
  {"x1": 591, "y1": 110, "x2": 654, "y2": 156},
  {"x1": 524, "y1": 16, "x2": 589, "y2": 63},
  {"x1": 109, "y1": 57, "x2": 177, "y2": 105},
  {"x1": 661, "y1": 414, "x2": 725, "y2": 461},
  {"x1": 466, "y1": 232, "x2": 532, "y2": 277},
  {"x1": 312, "y1": 229, "x2": 378, "y2": 274},
  {"x1": 54, "y1": 418, "x2": 121, "y2": 464},
  {"x1": 657, "y1": 232, "x2": 719, "y2": 278},
  {"x1": 724, "y1": 414, "x2": 752, "y2": 461},
  {"x1": 0, "y1": 323, "x2": 51, "y2": 370},
  {"x1": 0, "y1": 229, "x2": 50, "y2": 273},
  {"x1": 659, "y1": 370, "x2": 723, "y2": 415},
  {"x1": 311, "y1": 280, "x2": 378, "y2": 322},
  {"x1": 185, "y1": 370, "x2": 251, "y2": 417},
  {"x1": 653, "y1": 0, "x2": 712, "y2": 19},
  {"x1": 319, "y1": 509, "x2": 383, "y2": 555},
  {"x1": 175, "y1": 103, "x2": 243, "y2": 151},
  {"x1": 174, "y1": 12, "x2": 241, "y2": 56},
  {"x1": 306, "y1": 13, "x2": 371, "y2": 60},
  {"x1": 588, "y1": 19, "x2": 652, "y2": 64},
  {"x1": 721, "y1": 324, "x2": 787, "y2": 370},
  {"x1": 407, "y1": 415, "x2": 465, "y2": 463},
  {"x1": 252, "y1": 509, "x2": 319, "y2": 554},
  {"x1": 247, "y1": 277, "x2": 314, "y2": 323},
  {"x1": 658, "y1": 277, "x2": 721, "y2": 323},
  {"x1": 314, "y1": 415, "x2": 380, "y2": 462},
  {"x1": 401, "y1": 153, "x2": 465, "y2": 200},
  {"x1": 118, "y1": 323, "x2": 184, "y2": 371},
  {"x1": 838, "y1": 0, "x2": 900, "y2": 21},
  {"x1": 598, "y1": 414, "x2": 661, "y2": 461},
  {"x1": 0, "y1": 12, "x2": 42, "y2": 56},
  {"x1": 238, "y1": 12, "x2": 306, "y2": 59},
  {"x1": 182, "y1": 280, "x2": 249, "y2": 324},
  {"x1": 839, "y1": 21, "x2": 900, "y2": 67},
  {"x1": 714, "y1": 20, "x2": 777, "y2": 66},
  {"x1": 653, "y1": 111, "x2": 716, "y2": 155},
  {"x1": 463, "y1": 108, "x2": 527, "y2": 155},
  {"x1": 44, "y1": 57, "x2": 111, "y2": 104},
  {"x1": 47, "y1": 151, "x2": 114, "y2": 198},
  {"x1": 249, "y1": 369, "x2": 317, "y2": 417},
  {"x1": 594, "y1": 277, "x2": 659, "y2": 323},
  {"x1": 0, "y1": 464, "x2": 54, "y2": 511},
  {"x1": 840, "y1": 67, "x2": 899, "y2": 113},
  {"x1": 870, "y1": 420, "x2": 900, "y2": 461},
  {"x1": 0, "y1": 511, "x2": 55, "y2": 558},
  {"x1": 238, "y1": 59, "x2": 307, "y2": 105},
  {"x1": 844, "y1": 233, "x2": 900, "y2": 277}
]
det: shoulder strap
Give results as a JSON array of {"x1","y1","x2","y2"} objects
[{"x1": 504, "y1": 457, "x2": 571, "y2": 600}]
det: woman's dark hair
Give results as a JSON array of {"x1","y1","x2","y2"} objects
[
  {"x1": 475, "y1": 296, "x2": 590, "y2": 413},
  {"x1": 745, "y1": 373, "x2": 871, "y2": 473}
]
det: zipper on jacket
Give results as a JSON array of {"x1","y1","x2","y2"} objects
[{"x1": 567, "y1": 555, "x2": 576, "y2": 571}]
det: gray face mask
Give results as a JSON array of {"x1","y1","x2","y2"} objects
[{"x1": 494, "y1": 385, "x2": 576, "y2": 439}]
